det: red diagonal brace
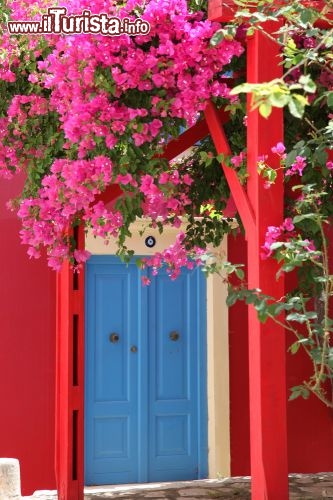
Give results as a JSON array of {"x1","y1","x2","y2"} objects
[
  {"x1": 163, "y1": 109, "x2": 229, "y2": 161},
  {"x1": 204, "y1": 101, "x2": 256, "y2": 235}
]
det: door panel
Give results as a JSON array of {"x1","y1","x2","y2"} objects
[
  {"x1": 153, "y1": 275, "x2": 188, "y2": 401},
  {"x1": 85, "y1": 256, "x2": 207, "y2": 485},
  {"x1": 85, "y1": 261, "x2": 141, "y2": 484},
  {"x1": 148, "y1": 271, "x2": 201, "y2": 481}
]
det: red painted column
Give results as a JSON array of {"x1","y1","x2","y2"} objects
[
  {"x1": 246, "y1": 25, "x2": 289, "y2": 499},
  {"x1": 55, "y1": 225, "x2": 85, "y2": 500}
]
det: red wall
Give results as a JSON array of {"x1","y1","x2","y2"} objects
[
  {"x1": 228, "y1": 232, "x2": 333, "y2": 476},
  {"x1": 0, "y1": 177, "x2": 56, "y2": 495},
  {"x1": 228, "y1": 232, "x2": 250, "y2": 475}
]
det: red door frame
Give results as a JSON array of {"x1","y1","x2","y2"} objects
[
  {"x1": 55, "y1": 226, "x2": 85, "y2": 500},
  {"x1": 55, "y1": 11, "x2": 289, "y2": 498}
]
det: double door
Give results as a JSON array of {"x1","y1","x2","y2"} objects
[{"x1": 85, "y1": 256, "x2": 207, "y2": 485}]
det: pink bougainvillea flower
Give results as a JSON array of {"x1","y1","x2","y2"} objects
[
  {"x1": 271, "y1": 142, "x2": 286, "y2": 157},
  {"x1": 141, "y1": 276, "x2": 151, "y2": 286},
  {"x1": 286, "y1": 156, "x2": 306, "y2": 176},
  {"x1": 231, "y1": 151, "x2": 246, "y2": 168},
  {"x1": 261, "y1": 225, "x2": 282, "y2": 258},
  {"x1": 282, "y1": 217, "x2": 294, "y2": 232}
]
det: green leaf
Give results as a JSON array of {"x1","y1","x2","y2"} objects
[
  {"x1": 313, "y1": 147, "x2": 328, "y2": 166},
  {"x1": 289, "y1": 341, "x2": 300, "y2": 354},
  {"x1": 286, "y1": 312, "x2": 307, "y2": 323},
  {"x1": 229, "y1": 83, "x2": 254, "y2": 96},
  {"x1": 293, "y1": 213, "x2": 317, "y2": 224},
  {"x1": 210, "y1": 29, "x2": 224, "y2": 47},
  {"x1": 281, "y1": 264, "x2": 296, "y2": 273},
  {"x1": 226, "y1": 293, "x2": 238, "y2": 307},
  {"x1": 269, "y1": 242, "x2": 285, "y2": 251},
  {"x1": 299, "y1": 75, "x2": 316, "y2": 94},
  {"x1": 288, "y1": 94, "x2": 308, "y2": 119},
  {"x1": 263, "y1": 168, "x2": 277, "y2": 182},
  {"x1": 305, "y1": 311, "x2": 317, "y2": 320},
  {"x1": 300, "y1": 8, "x2": 311, "y2": 24},
  {"x1": 269, "y1": 91, "x2": 290, "y2": 108},
  {"x1": 235, "y1": 268, "x2": 245, "y2": 280},
  {"x1": 285, "y1": 149, "x2": 297, "y2": 168},
  {"x1": 313, "y1": 276, "x2": 329, "y2": 283},
  {"x1": 286, "y1": 311, "x2": 317, "y2": 323},
  {"x1": 289, "y1": 386, "x2": 310, "y2": 401},
  {"x1": 135, "y1": 258, "x2": 144, "y2": 268},
  {"x1": 289, "y1": 390, "x2": 300, "y2": 401},
  {"x1": 259, "y1": 102, "x2": 272, "y2": 118},
  {"x1": 269, "y1": 302, "x2": 287, "y2": 316},
  {"x1": 327, "y1": 92, "x2": 333, "y2": 108}
]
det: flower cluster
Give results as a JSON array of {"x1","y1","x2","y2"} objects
[
  {"x1": 0, "y1": 32, "x2": 19, "y2": 83},
  {"x1": 16, "y1": 155, "x2": 122, "y2": 270},
  {"x1": 261, "y1": 218, "x2": 296, "y2": 259},
  {"x1": 286, "y1": 156, "x2": 307, "y2": 177},
  {"x1": 141, "y1": 231, "x2": 196, "y2": 281},
  {"x1": 140, "y1": 171, "x2": 193, "y2": 224},
  {"x1": 0, "y1": 0, "x2": 243, "y2": 270},
  {"x1": 262, "y1": 216, "x2": 316, "y2": 262}
]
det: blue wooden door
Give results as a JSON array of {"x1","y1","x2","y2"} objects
[{"x1": 85, "y1": 256, "x2": 207, "y2": 485}]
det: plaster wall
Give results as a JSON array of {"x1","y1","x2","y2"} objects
[{"x1": 0, "y1": 176, "x2": 56, "y2": 496}]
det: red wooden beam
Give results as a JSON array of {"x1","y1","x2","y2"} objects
[
  {"x1": 208, "y1": 0, "x2": 333, "y2": 26},
  {"x1": 94, "y1": 183, "x2": 123, "y2": 205},
  {"x1": 246, "y1": 24, "x2": 288, "y2": 499},
  {"x1": 204, "y1": 101, "x2": 256, "y2": 236},
  {"x1": 208, "y1": 0, "x2": 235, "y2": 22}
]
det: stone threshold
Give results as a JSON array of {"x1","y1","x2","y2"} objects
[{"x1": 25, "y1": 473, "x2": 333, "y2": 499}]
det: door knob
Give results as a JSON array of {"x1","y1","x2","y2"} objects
[
  {"x1": 109, "y1": 333, "x2": 120, "y2": 343},
  {"x1": 169, "y1": 331, "x2": 180, "y2": 341}
]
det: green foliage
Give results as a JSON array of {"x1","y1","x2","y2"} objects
[
  {"x1": 230, "y1": 77, "x2": 316, "y2": 119},
  {"x1": 210, "y1": 0, "x2": 333, "y2": 408},
  {"x1": 213, "y1": 183, "x2": 333, "y2": 407}
]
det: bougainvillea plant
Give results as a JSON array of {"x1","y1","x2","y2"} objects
[
  {"x1": 0, "y1": 0, "x2": 332, "y2": 406},
  {"x1": 0, "y1": 0, "x2": 243, "y2": 271}
]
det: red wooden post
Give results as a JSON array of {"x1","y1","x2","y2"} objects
[
  {"x1": 55, "y1": 225, "x2": 85, "y2": 500},
  {"x1": 205, "y1": 94, "x2": 288, "y2": 498},
  {"x1": 246, "y1": 24, "x2": 288, "y2": 499},
  {"x1": 208, "y1": 1, "x2": 288, "y2": 497}
]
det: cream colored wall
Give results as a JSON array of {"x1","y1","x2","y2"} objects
[
  {"x1": 85, "y1": 221, "x2": 230, "y2": 478},
  {"x1": 206, "y1": 266, "x2": 230, "y2": 477}
]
